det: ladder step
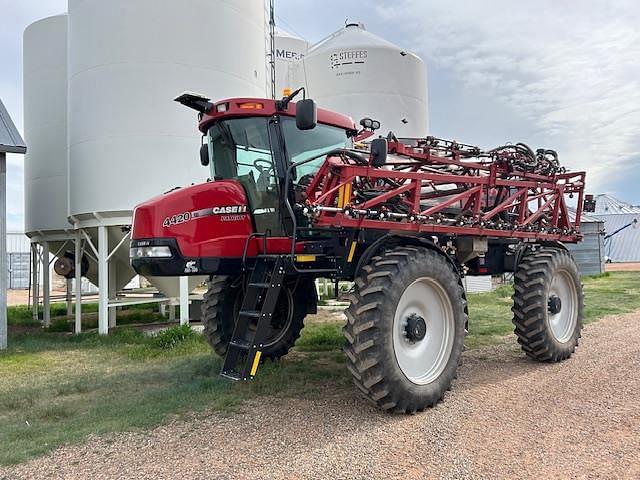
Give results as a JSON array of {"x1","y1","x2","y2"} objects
[
  {"x1": 229, "y1": 339, "x2": 251, "y2": 350},
  {"x1": 220, "y1": 255, "x2": 285, "y2": 382},
  {"x1": 220, "y1": 371, "x2": 242, "y2": 381}
]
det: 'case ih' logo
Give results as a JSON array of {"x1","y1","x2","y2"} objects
[
  {"x1": 200, "y1": 205, "x2": 248, "y2": 215},
  {"x1": 163, "y1": 205, "x2": 247, "y2": 228}
]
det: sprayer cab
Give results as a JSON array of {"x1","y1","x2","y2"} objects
[{"x1": 130, "y1": 93, "x2": 356, "y2": 277}]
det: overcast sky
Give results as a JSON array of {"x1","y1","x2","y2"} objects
[{"x1": 1, "y1": 0, "x2": 639, "y2": 231}]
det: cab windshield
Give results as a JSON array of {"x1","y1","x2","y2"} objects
[{"x1": 280, "y1": 117, "x2": 352, "y2": 181}]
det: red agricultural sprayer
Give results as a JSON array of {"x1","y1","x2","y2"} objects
[{"x1": 130, "y1": 90, "x2": 586, "y2": 412}]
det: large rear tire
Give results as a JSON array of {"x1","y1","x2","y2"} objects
[
  {"x1": 344, "y1": 246, "x2": 467, "y2": 413},
  {"x1": 512, "y1": 246, "x2": 583, "y2": 361},
  {"x1": 201, "y1": 276, "x2": 315, "y2": 360}
]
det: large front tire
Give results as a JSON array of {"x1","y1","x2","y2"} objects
[
  {"x1": 512, "y1": 247, "x2": 583, "y2": 362},
  {"x1": 201, "y1": 276, "x2": 315, "y2": 360},
  {"x1": 344, "y1": 246, "x2": 467, "y2": 413}
]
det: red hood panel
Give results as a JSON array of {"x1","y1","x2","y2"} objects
[{"x1": 132, "y1": 180, "x2": 254, "y2": 258}]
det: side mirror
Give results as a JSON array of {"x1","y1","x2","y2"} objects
[
  {"x1": 296, "y1": 99, "x2": 317, "y2": 130},
  {"x1": 370, "y1": 138, "x2": 388, "y2": 167},
  {"x1": 200, "y1": 143, "x2": 209, "y2": 166}
]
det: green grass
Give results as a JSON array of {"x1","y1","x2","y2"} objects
[
  {"x1": 8, "y1": 302, "x2": 169, "y2": 331},
  {"x1": 581, "y1": 272, "x2": 640, "y2": 322},
  {"x1": 466, "y1": 271, "x2": 640, "y2": 347},
  {"x1": 1, "y1": 272, "x2": 638, "y2": 466},
  {"x1": 295, "y1": 322, "x2": 344, "y2": 352},
  {"x1": 0, "y1": 325, "x2": 347, "y2": 465},
  {"x1": 463, "y1": 284, "x2": 515, "y2": 348},
  {"x1": 311, "y1": 272, "x2": 640, "y2": 350}
]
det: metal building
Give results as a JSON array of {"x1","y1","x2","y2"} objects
[
  {"x1": 6, "y1": 233, "x2": 31, "y2": 289},
  {"x1": 566, "y1": 214, "x2": 605, "y2": 275},
  {"x1": 593, "y1": 194, "x2": 640, "y2": 215},
  {"x1": 1, "y1": 99, "x2": 27, "y2": 349},
  {"x1": 591, "y1": 194, "x2": 640, "y2": 263},
  {"x1": 595, "y1": 214, "x2": 640, "y2": 263}
]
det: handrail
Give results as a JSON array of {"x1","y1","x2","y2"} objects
[
  {"x1": 283, "y1": 149, "x2": 362, "y2": 274},
  {"x1": 241, "y1": 230, "x2": 270, "y2": 269}
]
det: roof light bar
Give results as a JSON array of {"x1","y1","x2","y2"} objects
[{"x1": 238, "y1": 102, "x2": 264, "y2": 110}]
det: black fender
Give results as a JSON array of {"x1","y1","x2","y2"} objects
[
  {"x1": 538, "y1": 240, "x2": 568, "y2": 251},
  {"x1": 512, "y1": 240, "x2": 569, "y2": 271},
  {"x1": 355, "y1": 234, "x2": 462, "y2": 281}
]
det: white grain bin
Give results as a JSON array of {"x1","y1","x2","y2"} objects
[
  {"x1": 67, "y1": 0, "x2": 268, "y2": 297},
  {"x1": 295, "y1": 22, "x2": 428, "y2": 138},
  {"x1": 274, "y1": 28, "x2": 309, "y2": 97},
  {"x1": 23, "y1": 15, "x2": 70, "y2": 243},
  {"x1": 23, "y1": 14, "x2": 75, "y2": 321}
]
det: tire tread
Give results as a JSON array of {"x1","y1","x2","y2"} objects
[{"x1": 511, "y1": 247, "x2": 583, "y2": 362}]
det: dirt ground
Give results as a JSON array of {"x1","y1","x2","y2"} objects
[
  {"x1": 3, "y1": 312, "x2": 640, "y2": 480},
  {"x1": 605, "y1": 262, "x2": 640, "y2": 272},
  {"x1": 6, "y1": 289, "x2": 30, "y2": 306},
  {"x1": 6, "y1": 289, "x2": 74, "y2": 307}
]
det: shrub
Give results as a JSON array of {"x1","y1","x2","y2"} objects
[
  {"x1": 7, "y1": 306, "x2": 40, "y2": 327},
  {"x1": 47, "y1": 319, "x2": 71, "y2": 333},
  {"x1": 153, "y1": 325, "x2": 196, "y2": 349}
]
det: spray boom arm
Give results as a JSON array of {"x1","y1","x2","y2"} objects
[{"x1": 298, "y1": 136, "x2": 586, "y2": 243}]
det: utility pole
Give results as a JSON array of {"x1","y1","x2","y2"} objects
[
  {"x1": 0, "y1": 151, "x2": 7, "y2": 349},
  {"x1": 269, "y1": 0, "x2": 276, "y2": 99}
]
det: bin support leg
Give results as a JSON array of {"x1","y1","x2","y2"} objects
[
  {"x1": 74, "y1": 232, "x2": 82, "y2": 334},
  {"x1": 179, "y1": 277, "x2": 189, "y2": 326},
  {"x1": 42, "y1": 241, "x2": 50, "y2": 328},
  {"x1": 98, "y1": 226, "x2": 108, "y2": 335}
]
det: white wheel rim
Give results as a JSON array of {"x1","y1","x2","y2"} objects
[
  {"x1": 548, "y1": 270, "x2": 578, "y2": 343},
  {"x1": 392, "y1": 277, "x2": 455, "y2": 385}
]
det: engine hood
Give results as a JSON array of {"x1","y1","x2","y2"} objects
[{"x1": 132, "y1": 180, "x2": 254, "y2": 259}]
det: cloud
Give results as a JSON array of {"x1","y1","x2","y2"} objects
[
  {"x1": 1, "y1": 1, "x2": 67, "y2": 233},
  {"x1": 375, "y1": 0, "x2": 640, "y2": 193}
]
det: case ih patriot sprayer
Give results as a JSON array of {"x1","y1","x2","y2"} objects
[{"x1": 130, "y1": 90, "x2": 587, "y2": 413}]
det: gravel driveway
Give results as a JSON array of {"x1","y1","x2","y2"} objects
[{"x1": 3, "y1": 312, "x2": 639, "y2": 480}]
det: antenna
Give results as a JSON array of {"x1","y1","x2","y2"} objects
[{"x1": 269, "y1": 0, "x2": 276, "y2": 99}]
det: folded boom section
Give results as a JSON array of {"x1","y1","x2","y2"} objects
[{"x1": 299, "y1": 136, "x2": 586, "y2": 243}]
